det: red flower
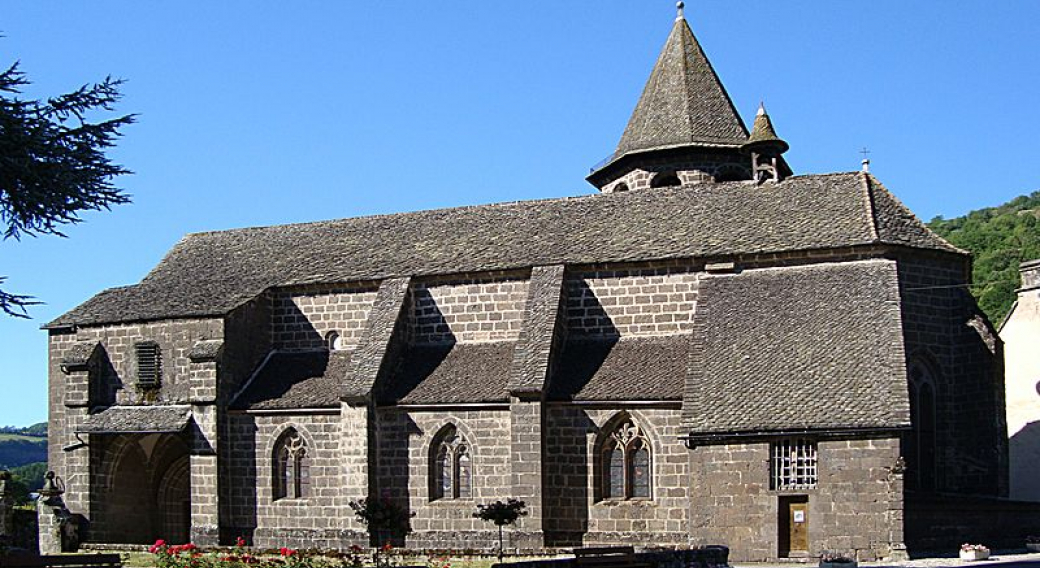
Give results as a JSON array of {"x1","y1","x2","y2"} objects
[
  {"x1": 279, "y1": 547, "x2": 297, "y2": 557},
  {"x1": 381, "y1": 543, "x2": 393, "y2": 552},
  {"x1": 236, "y1": 537, "x2": 247, "y2": 548}
]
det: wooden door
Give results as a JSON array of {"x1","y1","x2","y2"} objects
[{"x1": 779, "y1": 496, "x2": 809, "y2": 556}]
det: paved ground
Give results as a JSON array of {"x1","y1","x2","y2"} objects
[{"x1": 734, "y1": 551, "x2": 1040, "y2": 568}]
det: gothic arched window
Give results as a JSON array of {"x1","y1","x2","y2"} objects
[
  {"x1": 430, "y1": 425, "x2": 472, "y2": 501},
  {"x1": 600, "y1": 418, "x2": 652, "y2": 500},
  {"x1": 273, "y1": 428, "x2": 310, "y2": 500},
  {"x1": 907, "y1": 359, "x2": 938, "y2": 492}
]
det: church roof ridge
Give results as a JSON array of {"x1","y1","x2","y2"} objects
[{"x1": 49, "y1": 172, "x2": 963, "y2": 329}]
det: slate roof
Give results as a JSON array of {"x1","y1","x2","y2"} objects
[
  {"x1": 613, "y1": 16, "x2": 749, "y2": 159},
  {"x1": 548, "y1": 336, "x2": 688, "y2": 401},
  {"x1": 50, "y1": 172, "x2": 961, "y2": 328},
  {"x1": 232, "y1": 350, "x2": 352, "y2": 410},
  {"x1": 61, "y1": 340, "x2": 100, "y2": 370},
  {"x1": 386, "y1": 342, "x2": 516, "y2": 404},
  {"x1": 683, "y1": 259, "x2": 911, "y2": 436},
  {"x1": 76, "y1": 405, "x2": 192, "y2": 434}
]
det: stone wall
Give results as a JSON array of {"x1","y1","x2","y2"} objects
[
  {"x1": 905, "y1": 493, "x2": 1040, "y2": 551},
  {"x1": 564, "y1": 266, "x2": 698, "y2": 337},
  {"x1": 897, "y1": 253, "x2": 1007, "y2": 495},
  {"x1": 272, "y1": 284, "x2": 379, "y2": 351},
  {"x1": 542, "y1": 405, "x2": 689, "y2": 548},
  {"x1": 224, "y1": 412, "x2": 367, "y2": 548},
  {"x1": 47, "y1": 318, "x2": 224, "y2": 525},
  {"x1": 594, "y1": 150, "x2": 751, "y2": 193},
  {"x1": 376, "y1": 408, "x2": 513, "y2": 549},
  {"x1": 410, "y1": 275, "x2": 529, "y2": 344},
  {"x1": 688, "y1": 436, "x2": 904, "y2": 562}
]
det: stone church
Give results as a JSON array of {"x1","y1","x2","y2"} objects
[{"x1": 46, "y1": 5, "x2": 1012, "y2": 562}]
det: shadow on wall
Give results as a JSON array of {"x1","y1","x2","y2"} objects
[
  {"x1": 543, "y1": 410, "x2": 597, "y2": 547},
  {"x1": 374, "y1": 412, "x2": 422, "y2": 548},
  {"x1": 224, "y1": 416, "x2": 258, "y2": 546},
  {"x1": 1010, "y1": 420, "x2": 1040, "y2": 502}
]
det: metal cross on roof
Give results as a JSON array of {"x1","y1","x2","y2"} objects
[{"x1": 860, "y1": 147, "x2": 872, "y2": 173}]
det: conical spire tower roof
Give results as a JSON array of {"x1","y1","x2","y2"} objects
[
  {"x1": 745, "y1": 103, "x2": 789, "y2": 153},
  {"x1": 615, "y1": 9, "x2": 749, "y2": 156}
]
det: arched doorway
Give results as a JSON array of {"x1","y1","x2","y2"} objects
[
  {"x1": 97, "y1": 433, "x2": 191, "y2": 544},
  {"x1": 156, "y1": 456, "x2": 191, "y2": 544}
]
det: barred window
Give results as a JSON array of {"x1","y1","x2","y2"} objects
[
  {"x1": 770, "y1": 438, "x2": 817, "y2": 490},
  {"x1": 273, "y1": 428, "x2": 309, "y2": 500},
  {"x1": 600, "y1": 418, "x2": 652, "y2": 500},
  {"x1": 430, "y1": 424, "x2": 472, "y2": 501},
  {"x1": 135, "y1": 342, "x2": 161, "y2": 387}
]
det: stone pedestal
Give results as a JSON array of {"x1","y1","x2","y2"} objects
[
  {"x1": 37, "y1": 499, "x2": 65, "y2": 555},
  {"x1": 36, "y1": 471, "x2": 78, "y2": 554}
]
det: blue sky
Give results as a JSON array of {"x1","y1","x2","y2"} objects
[{"x1": 1, "y1": 2, "x2": 1038, "y2": 427}]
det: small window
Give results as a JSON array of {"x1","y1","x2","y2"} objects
[
  {"x1": 770, "y1": 438, "x2": 817, "y2": 490},
  {"x1": 326, "y1": 331, "x2": 343, "y2": 351},
  {"x1": 430, "y1": 424, "x2": 473, "y2": 501},
  {"x1": 600, "y1": 418, "x2": 652, "y2": 500},
  {"x1": 273, "y1": 428, "x2": 309, "y2": 501},
  {"x1": 613, "y1": 182, "x2": 630, "y2": 193},
  {"x1": 650, "y1": 171, "x2": 681, "y2": 188},
  {"x1": 135, "y1": 342, "x2": 161, "y2": 387}
]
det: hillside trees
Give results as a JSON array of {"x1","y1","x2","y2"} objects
[
  {"x1": 928, "y1": 190, "x2": 1040, "y2": 323},
  {"x1": 0, "y1": 58, "x2": 134, "y2": 317}
]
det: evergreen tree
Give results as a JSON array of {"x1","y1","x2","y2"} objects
[{"x1": 0, "y1": 58, "x2": 134, "y2": 317}]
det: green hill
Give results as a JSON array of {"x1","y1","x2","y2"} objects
[
  {"x1": 927, "y1": 190, "x2": 1040, "y2": 324},
  {"x1": 0, "y1": 423, "x2": 47, "y2": 470}
]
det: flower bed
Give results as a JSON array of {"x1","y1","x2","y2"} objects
[{"x1": 147, "y1": 539, "x2": 445, "y2": 568}]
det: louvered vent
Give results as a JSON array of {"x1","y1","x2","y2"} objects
[{"x1": 135, "y1": 342, "x2": 161, "y2": 387}]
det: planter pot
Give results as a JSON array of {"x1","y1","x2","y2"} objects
[
  {"x1": 960, "y1": 549, "x2": 990, "y2": 561},
  {"x1": 820, "y1": 562, "x2": 857, "y2": 568},
  {"x1": 1026, "y1": 543, "x2": 1040, "y2": 553}
]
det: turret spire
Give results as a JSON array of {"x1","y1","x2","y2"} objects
[{"x1": 741, "y1": 103, "x2": 790, "y2": 183}]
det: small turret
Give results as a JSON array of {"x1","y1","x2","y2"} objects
[{"x1": 741, "y1": 103, "x2": 791, "y2": 183}]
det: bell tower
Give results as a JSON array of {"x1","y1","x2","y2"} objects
[{"x1": 587, "y1": 2, "x2": 790, "y2": 192}]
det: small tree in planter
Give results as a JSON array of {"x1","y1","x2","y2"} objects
[
  {"x1": 349, "y1": 496, "x2": 414, "y2": 547},
  {"x1": 474, "y1": 499, "x2": 528, "y2": 562}
]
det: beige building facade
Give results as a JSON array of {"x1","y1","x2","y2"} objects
[{"x1": 1000, "y1": 260, "x2": 1040, "y2": 502}]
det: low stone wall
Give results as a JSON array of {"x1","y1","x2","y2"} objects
[
  {"x1": 497, "y1": 546, "x2": 730, "y2": 568},
  {"x1": 906, "y1": 494, "x2": 1040, "y2": 553}
]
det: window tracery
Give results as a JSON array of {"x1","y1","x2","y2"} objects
[
  {"x1": 273, "y1": 428, "x2": 310, "y2": 500},
  {"x1": 600, "y1": 418, "x2": 652, "y2": 500},
  {"x1": 430, "y1": 425, "x2": 472, "y2": 501}
]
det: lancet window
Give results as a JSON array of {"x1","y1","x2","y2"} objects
[
  {"x1": 430, "y1": 425, "x2": 472, "y2": 501},
  {"x1": 601, "y1": 418, "x2": 652, "y2": 500},
  {"x1": 273, "y1": 428, "x2": 310, "y2": 500}
]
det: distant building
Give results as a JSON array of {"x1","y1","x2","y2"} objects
[
  {"x1": 1000, "y1": 260, "x2": 1040, "y2": 501},
  {"x1": 46, "y1": 5, "x2": 1016, "y2": 561}
]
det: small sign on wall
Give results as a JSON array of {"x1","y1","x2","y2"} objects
[{"x1": 794, "y1": 510, "x2": 806, "y2": 523}]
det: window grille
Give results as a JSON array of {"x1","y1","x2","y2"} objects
[
  {"x1": 770, "y1": 438, "x2": 817, "y2": 490},
  {"x1": 135, "y1": 342, "x2": 161, "y2": 387}
]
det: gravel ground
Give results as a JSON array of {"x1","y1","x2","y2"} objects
[{"x1": 734, "y1": 551, "x2": 1040, "y2": 568}]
